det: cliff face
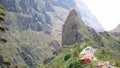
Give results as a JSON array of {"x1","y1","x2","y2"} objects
[
  {"x1": 62, "y1": 9, "x2": 120, "y2": 52},
  {"x1": 62, "y1": 9, "x2": 78, "y2": 45},
  {"x1": 0, "y1": 0, "x2": 104, "y2": 32},
  {"x1": 62, "y1": 9, "x2": 104, "y2": 47},
  {"x1": 110, "y1": 24, "x2": 120, "y2": 33},
  {"x1": 0, "y1": 0, "x2": 106, "y2": 67}
]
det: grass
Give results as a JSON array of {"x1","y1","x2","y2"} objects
[{"x1": 42, "y1": 41, "x2": 120, "y2": 68}]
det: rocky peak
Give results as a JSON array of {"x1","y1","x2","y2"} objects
[
  {"x1": 62, "y1": 9, "x2": 104, "y2": 46},
  {"x1": 62, "y1": 9, "x2": 79, "y2": 45},
  {"x1": 67, "y1": 9, "x2": 78, "y2": 18}
]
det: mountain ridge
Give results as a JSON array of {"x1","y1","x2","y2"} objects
[
  {"x1": 110, "y1": 24, "x2": 120, "y2": 33},
  {"x1": 0, "y1": 0, "x2": 119, "y2": 67},
  {"x1": 0, "y1": 0, "x2": 104, "y2": 32}
]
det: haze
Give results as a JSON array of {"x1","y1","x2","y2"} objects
[{"x1": 83, "y1": 0, "x2": 120, "y2": 31}]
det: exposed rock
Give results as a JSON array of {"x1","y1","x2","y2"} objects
[
  {"x1": 62, "y1": 9, "x2": 104, "y2": 46},
  {"x1": 0, "y1": 55, "x2": 3, "y2": 64},
  {"x1": 111, "y1": 33, "x2": 120, "y2": 37},
  {"x1": 89, "y1": 28, "x2": 104, "y2": 46},
  {"x1": 43, "y1": 57, "x2": 54, "y2": 64},
  {"x1": 110, "y1": 24, "x2": 120, "y2": 37},
  {"x1": 0, "y1": 0, "x2": 105, "y2": 32},
  {"x1": 49, "y1": 40, "x2": 60, "y2": 50},
  {"x1": 62, "y1": 9, "x2": 79, "y2": 45},
  {"x1": 17, "y1": 47, "x2": 33, "y2": 67},
  {"x1": 110, "y1": 24, "x2": 120, "y2": 33},
  {"x1": 50, "y1": 40, "x2": 61, "y2": 55},
  {"x1": 99, "y1": 31, "x2": 110, "y2": 39},
  {"x1": 20, "y1": 52, "x2": 33, "y2": 68}
]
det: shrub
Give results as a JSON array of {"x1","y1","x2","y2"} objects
[
  {"x1": 115, "y1": 61, "x2": 120, "y2": 67},
  {"x1": 0, "y1": 38, "x2": 7, "y2": 43},
  {"x1": 68, "y1": 60, "x2": 81, "y2": 68},
  {"x1": 0, "y1": 4, "x2": 3, "y2": 9},
  {"x1": 64, "y1": 54, "x2": 71, "y2": 61},
  {"x1": 72, "y1": 49, "x2": 79, "y2": 57},
  {"x1": 0, "y1": 12, "x2": 5, "y2": 16},
  {"x1": 0, "y1": 25, "x2": 5, "y2": 31},
  {"x1": 0, "y1": 16, "x2": 5, "y2": 21}
]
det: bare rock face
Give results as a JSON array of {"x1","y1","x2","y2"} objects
[
  {"x1": 62, "y1": 9, "x2": 79, "y2": 45},
  {"x1": 110, "y1": 24, "x2": 120, "y2": 33},
  {"x1": 62, "y1": 9, "x2": 104, "y2": 47},
  {"x1": 110, "y1": 24, "x2": 120, "y2": 36}
]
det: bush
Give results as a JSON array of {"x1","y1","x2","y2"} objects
[
  {"x1": 115, "y1": 61, "x2": 120, "y2": 67},
  {"x1": 0, "y1": 38, "x2": 7, "y2": 43},
  {"x1": 0, "y1": 12, "x2": 5, "y2": 16},
  {"x1": 64, "y1": 54, "x2": 71, "y2": 61},
  {"x1": 0, "y1": 25, "x2": 5, "y2": 31},
  {"x1": 0, "y1": 16, "x2": 5, "y2": 21},
  {"x1": 68, "y1": 60, "x2": 81, "y2": 68},
  {"x1": 72, "y1": 49, "x2": 79, "y2": 57}
]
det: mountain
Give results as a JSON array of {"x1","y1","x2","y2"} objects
[
  {"x1": 75, "y1": 0, "x2": 105, "y2": 32},
  {"x1": 62, "y1": 9, "x2": 104, "y2": 47},
  {"x1": 110, "y1": 24, "x2": 120, "y2": 33},
  {"x1": 0, "y1": 0, "x2": 104, "y2": 32},
  {"x1": 45, "y1": 9, "x2": 120, "y2": 68},
  {"x1": 110, "y1": 24, "x2": 120, "y2": 37},
  {"x1": 0, "y1": 0, "x2": 119, "y2": 68}
]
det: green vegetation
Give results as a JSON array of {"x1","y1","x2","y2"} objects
[
  {"x1": 42, "y1": 41, "x2": 120, "y2": 68},
  {"x1": 64, "y1": 54, "x2": 71, "y2": 61},
  {"x1": 43, "y1": 43, "x2": 94, "y2": 68},
  {"x1": 115, "y1": 61, "x2": 120, "y2": 67},
  {"x1": 0, "y1": 12, "x2": 5, "y2": 16},
  {"x1": 0, "y1": 37, "x2": 7, "y2": 43},
  {"x1": 0, "y1": 4, "x2": 3, "y2": 9}
]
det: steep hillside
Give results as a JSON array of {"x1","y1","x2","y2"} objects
[
  {"x1": 0, "y1": 0, "x2": 104, "y2": 32},
  {"x1": 62, "y1": 9, "x2": 104, "y2": 47},
  {"x1": 44, "y1": 9, "x2": 120, "y2": 68},
  {"x1": 0, "y1": 0, "x2": 119, "y2": 68}
]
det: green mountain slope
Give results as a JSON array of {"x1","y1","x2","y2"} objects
[{"x1": 43, "y1": 9, "x2": 120, "y2": 68}]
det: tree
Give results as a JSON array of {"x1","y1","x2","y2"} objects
[
  {"x1": 0, "y1": 4, "x2": 10, "y2": 68},
  {"x1": 0, "y1": 4, "x2": 7, "y2": 43}
]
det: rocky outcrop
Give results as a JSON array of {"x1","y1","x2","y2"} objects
[
  {"x1": 48, "y1": 40, "x2": 60, "y2": 55},
  {"x1": 110, "y1": 24, "x2": 120, "y2": 33},
  {"x1": 110, "y1": 24, "x2": 120, "y2": 37},
  {"x1": 99, "y1": 31, "x2": 110, "y2": 39},
  {"x1": 62, "y1": 9, "x2": 79, "y2": 45},
  {"x1": 62, "y1": 9, "x2": 104, "y2": 46},
  {"x1": 89, "y1": 28, "x2": 104, "y2": 46},
  {"x1": 17, "y1": 47, "x2": 33, "y2": 68},
  {"x1": 0, "y1": 0, "x2": 104, "y2": 32}
]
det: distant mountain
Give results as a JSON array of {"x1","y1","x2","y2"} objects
[
  {"x1": 110, "y1": 24, "x2": 120, "y2": 33},
  {"x1": 0, "y1": 0, "x2": 104, "y2": 32},
  {"x1": 75, "y1": 0, "x2": 105, "y2": 32}
]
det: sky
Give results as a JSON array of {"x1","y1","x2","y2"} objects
[{"x1": 83, "y1": 0, "x2": 120, "y2": 31}]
